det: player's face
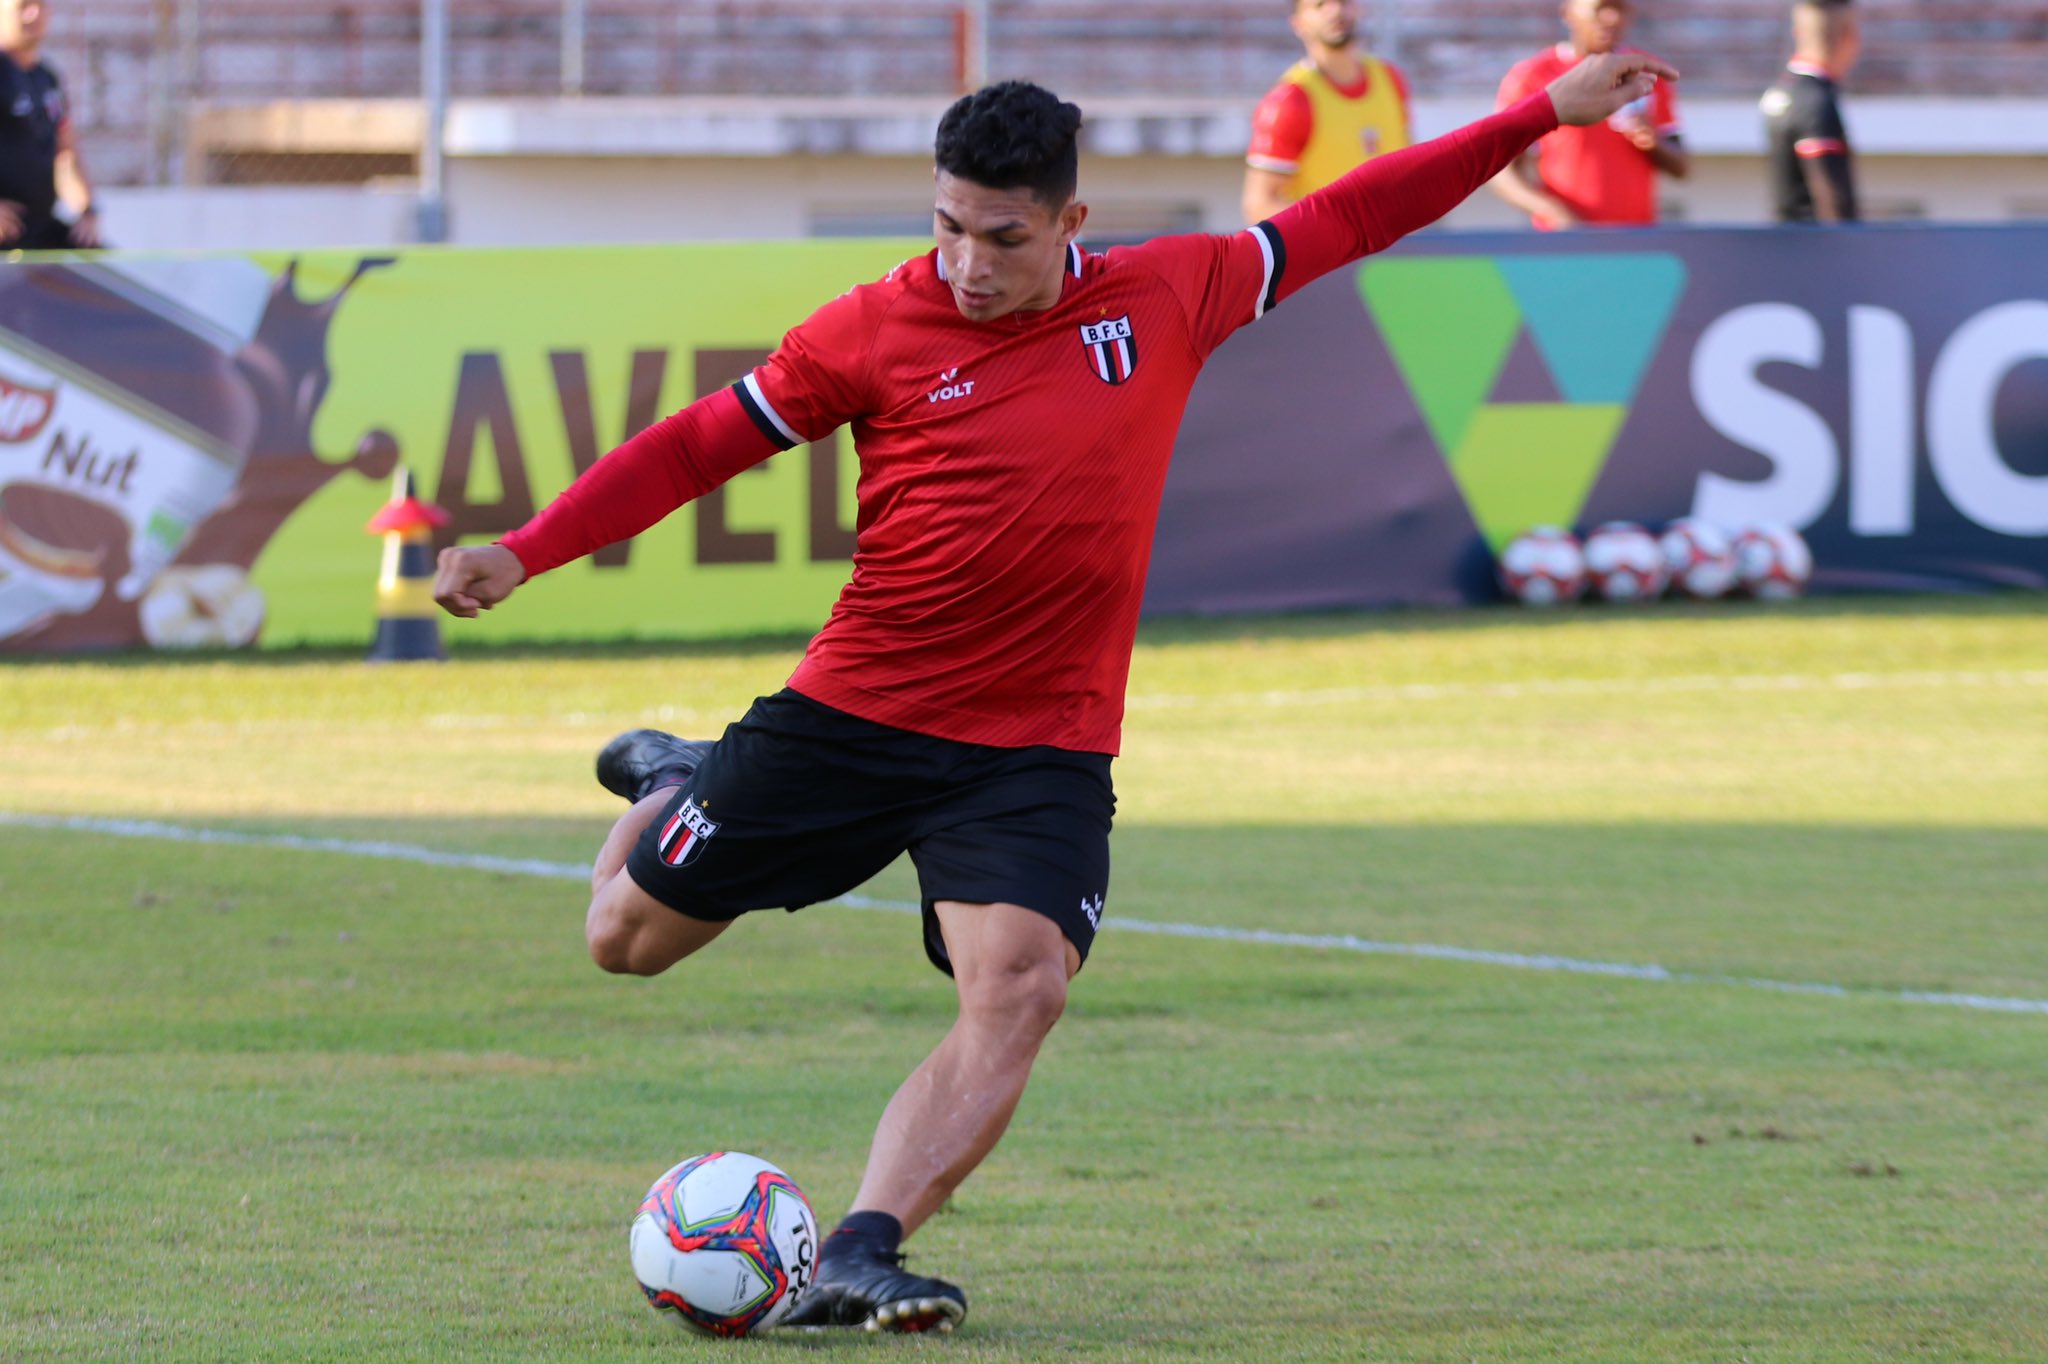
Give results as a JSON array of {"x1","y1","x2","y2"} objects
[
  {"x1": 1562, "y1": 0, "x2": 1630, "y2": 54},
  {"x1": 1291, "y1": 0, "x2": 1358, "y2": 51},
  {"x1": 0, "y1": 0, "x2": 48, "y2": 49},
  {"x1": 932, "y1": 171, "x2": 1087, "y2": 323}
]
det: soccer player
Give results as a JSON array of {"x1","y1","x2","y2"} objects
[
  {"x1": 1762, "y1": 0, "x2": 1862, "y2": 223},
  {"x1": 1242, "y1": 0, "x2": 1412, "y2": 225},
  {"x1": 1489, "y1": 0, "x2": 1687, "y2": 229},
  {"x1": 433, "y1": 53, "x2": 1675, "y2": 1334}
]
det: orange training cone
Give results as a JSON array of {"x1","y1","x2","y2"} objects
[{"x1": 365, "y1": 466, "x2": 451, "y2": 662}]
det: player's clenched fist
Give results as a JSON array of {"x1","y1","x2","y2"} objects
[{"x1": 434, "y1": 543, "x2": 527, "y2": 617}]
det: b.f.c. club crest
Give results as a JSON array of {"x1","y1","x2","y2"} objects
[
  {"x1": 1080, "y1": 315, "x2": 1138, "y2": 385},
  {"x1": 657, "y1": 796, "x2": 720, "y2": 868}
]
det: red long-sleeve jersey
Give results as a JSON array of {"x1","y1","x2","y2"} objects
[{"x1": 501, "y1": 93, "x2": 1560, "y2": 753}]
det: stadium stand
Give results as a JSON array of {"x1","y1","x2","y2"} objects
[{"x1": 50, "y1": 0, "x2": 2048, "y2": 188}]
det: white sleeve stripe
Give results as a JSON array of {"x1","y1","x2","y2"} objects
[
  {"x1": 1251, "y1": 224, "x2": 1277, "y2": 321},
  {"x1": 1245, "y1": 155, "x2": 1299, "y2": 174},
  {"x1": 742, "y1": 372, "x2": 803, "y2": 447}
]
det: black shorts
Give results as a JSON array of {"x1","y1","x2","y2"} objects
[{"x1": 624, "y1": 690, "x2": 1116, "y2": 974}]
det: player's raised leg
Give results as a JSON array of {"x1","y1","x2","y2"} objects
[{"x1": 786, "y1": 900, "x2": 1079, "y2": 1332}]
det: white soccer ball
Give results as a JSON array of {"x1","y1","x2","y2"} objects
[
  {"x1": 1658, "y1": 517, "x2": 1738, "y2": 599},
  {"x1": 1582, "y1": 521, "x2": 1669, "y2": 602},
  {"x1": 1496, "y1": 526, "x2": 1586, "y2": 606},
  {"x1": 629, "y1": 1151, "x2": 819, "y2": 1337},
  {"x1": 1733, "y1": 524, "x2": 1814, "y2": 599}
]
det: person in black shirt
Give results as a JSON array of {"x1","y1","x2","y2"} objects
[
  {"x1": 1761, "y1": 0, "x2": 1861, "y2": 222},
  {"x1": 0, "y1": 0, "x2": 100, "y2": 249}
]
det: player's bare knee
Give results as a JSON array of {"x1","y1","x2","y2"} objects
[
  {"x1": 587, "y1": 921, "x2": 665, "y2": 976},
  {"x1": 585, "y1": 918, "x2": 637, "y2": 974},
  {"x1": 960, "y1": 955, "x2": 1069, "y2": 1037},
  {"x1": 586, "y1": 896, "x2": 660, "y2": 976}
]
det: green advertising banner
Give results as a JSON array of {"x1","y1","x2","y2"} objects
[{"x1": 0, "y1": 242, "x2": 920, "y2": 652}]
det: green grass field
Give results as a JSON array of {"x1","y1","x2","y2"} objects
[{"x1": 4, "y1": 596, "x2": 2046, "y2": 1362}]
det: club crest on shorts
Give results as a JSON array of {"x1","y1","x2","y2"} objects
[
  {"x1": 657, "y1": 796, "x2": 720, "y2": 868},
  {"x1": 1079, "y1": 314, "x2": 1138, "y2": 385}
]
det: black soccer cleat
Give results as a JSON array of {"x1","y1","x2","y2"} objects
[
  {"x1": 594, "y1": 729, "x2": 713, "y2": 804},
  {"x1": 780, "y1": 1242, "x2": 967, "y2": 1334}
]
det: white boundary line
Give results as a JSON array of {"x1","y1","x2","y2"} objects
[{"x1": 6, "y1": 812, "x2": 2045, "y2": 1018}]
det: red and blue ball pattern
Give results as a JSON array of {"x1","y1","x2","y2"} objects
[{"x1": 634, "y1": 1152, "x2": 811, "y2": 1337}]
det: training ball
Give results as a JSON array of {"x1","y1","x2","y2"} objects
[
  {"x1": 1733, "y1": 524, "x2": 1814, "y2": 599},
  {"x1": 1658, "y1": 517, "x2": 1738, "y2": 599},
  {"x1": 1496, "y1": 526, "x2": 1587, "y2": 606},
  {"x1": 1582, "y1": 521, "x2": 1669, "y2": 602},
  {"x1": 630, "y1": 1151, "x2": 819, "y2": 1337}
]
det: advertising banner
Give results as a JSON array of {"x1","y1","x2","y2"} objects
[
  {"x1": 0, "y1": 227, "x2": 2041, "y2": 653},
  {"x1": 0, "y1": 241, "x2": 918, "y2": 652},
  {"x1": 1151, "y1": 226, "x2": 2048, "y2": 612}
]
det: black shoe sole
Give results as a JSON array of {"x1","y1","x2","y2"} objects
[{"x1": 785, "y1": 1293, "x2": 964, "y2": 1335}]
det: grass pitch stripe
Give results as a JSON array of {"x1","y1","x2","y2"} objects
[
  {"x1": 7, "y1": 812, "x2": 2046, "y2": 1018},
  {"x1": 1126, "y1": 667, "x2": 2048, "y2": 710}
]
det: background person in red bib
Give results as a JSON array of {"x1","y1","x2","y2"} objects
[
  {"x1": 1243, "y1": 0, "x2": 1413, "y2": 224},
  {"x1": 1490, "y1": 0, "x2": 1687, "y2": 229},
  {"x1": 434, "y1": 53, "x2": 1674, "y2": 1336}
]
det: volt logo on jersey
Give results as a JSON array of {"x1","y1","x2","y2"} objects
[
  {"x1": 1080, "y1": 315, "x2": 1139, "y2": 385},
  {"x1": 926, "y1": 367, "x2": 977, "y2": 403},
  {"x1": 1359, "y1": 253, "x2": 1687, "y2": 549},
  {"x1": 657, "y1": 797, "x2": 720, "y2": 868}
]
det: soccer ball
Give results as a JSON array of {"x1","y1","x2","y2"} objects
[
  {"x1": 1733, "y1": 524, "x2": 1814, "y2": 599},
  {"x1": 1582, "y1": 521, "x2": 1669, "y2": 602},
  {"x1": 1496, "y1": 526, "x2": 1586, "y2": 606},
  {"x1": 1658, "y1": 517, "x2": 1738, "y2": 599},
  {"x1": 629, "y1": 1151, "x2": 819, "y2": 1336}
]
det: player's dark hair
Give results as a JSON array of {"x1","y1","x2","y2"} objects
[
  {"x1": 1793, "y1": 0, "x2": 1852, "y2": 9},
  {"x1": 933, "y1": 81, "x2": 1083, "y2": 209}
]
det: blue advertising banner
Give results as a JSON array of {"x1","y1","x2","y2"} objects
[{"x1": 1148, "y1": 226, "x2": 2048, "y2": 613}]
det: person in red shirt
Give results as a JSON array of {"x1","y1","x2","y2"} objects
[
  {"x1": 434, "y1": 55, "x2": 1674, "y2": 1334},
  {"x1": 1490, "y1": 0, "x2": 1688, "y2": 229}
]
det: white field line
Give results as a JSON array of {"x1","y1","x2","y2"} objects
[
  {"x1": 1125, "y1": 668, "x2": 2048, "y2": 711},
  {"x1": 6, "y1": 812, "x2": 2045, "y2": 1018}
]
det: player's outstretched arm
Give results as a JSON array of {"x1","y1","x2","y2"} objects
[{"x1": 430, "y1": 388, "x2": 782, "y2": 620}]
